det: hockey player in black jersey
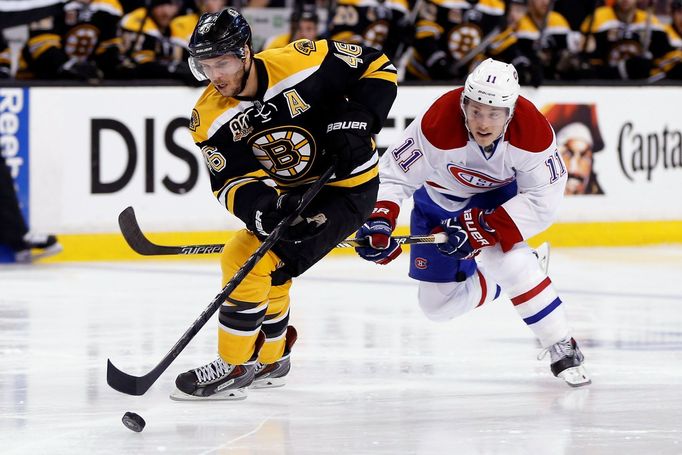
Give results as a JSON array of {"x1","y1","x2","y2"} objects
[
  {"x1": 171, "y1": 8, "x2": 397, "y2": 400},
  {"x1": 18, "y1": 0, "x2": 124, "y2": 81}
]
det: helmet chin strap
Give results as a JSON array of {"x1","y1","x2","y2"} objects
[{"x1": 236, "y1": 49, "x2": 253, "y2": 96}]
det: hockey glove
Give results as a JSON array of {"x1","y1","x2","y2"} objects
[
  {"x1": 426, "y1": 51, "x2": 455, "y2": 81},
  {"x1": 325, "y1": 103, "x2": 374, "y2": 179},
  {"x1": 57, "y1": 59, "x2": 103, "y2": 82},
  {"x1": 437, "y1": 208, "x2": 499, "y2": 259},
  {"x1": 355, "y1": 202, "x2": 402, "y2": 265},
  {"x1": 248, "y1": 191, "x2": 326, "y2": 241}
]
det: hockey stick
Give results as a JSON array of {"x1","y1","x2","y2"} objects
[
  {"x1": 106, "y1": 166, "x2": 336, "y2": 396},
  {"x1": 118, "y1": 206, "x2": 447, "y2": 256}
]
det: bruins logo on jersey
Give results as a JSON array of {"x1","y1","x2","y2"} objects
[
  {"x1": 448, "y1": 23, "x2": 482, "y2": 60},
  {"x1": 189, "y1": 108, "x2": 200, "y2": 132},
  {"x1": 249, "y1": 125, "x2": 316, "y2": 182},
  {"x1": 294, "y1": 39, "x2": 317, "y2": 55}
]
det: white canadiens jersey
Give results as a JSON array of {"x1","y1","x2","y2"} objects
[{"x1": 378, "y1": 87, "x2": 568, "y2": 245}]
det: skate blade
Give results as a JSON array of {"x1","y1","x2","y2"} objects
[
  {"x1": 251, "y1": 377, "x2": 287, "y2": 389},
  {"x1": 16, "y1": 244, "x2": 64, "y2": 263},
  {"x1": 169, "y1": 387, "x2": 248, "y2": 401},
  {"x1": 558, "y1": 365, "x2": 591, "y2": 387}
]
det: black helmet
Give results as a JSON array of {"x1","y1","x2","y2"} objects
[{"x1": 188, "y1": 8, "x2": 252, "y2": 81}]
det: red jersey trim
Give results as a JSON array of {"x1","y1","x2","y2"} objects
[
  {"x1": 505, "y1": 96, "x2": 554, "y2": 153},
  {"x1": 421, "y1": 88, "x2": 468, "y2": 150}
]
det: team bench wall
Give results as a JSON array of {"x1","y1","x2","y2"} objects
[{"x1": 1, "y1": 85, "x2": 680, "y2": 261}]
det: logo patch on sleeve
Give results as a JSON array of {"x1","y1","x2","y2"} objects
[{"x1": 189, "y1": 108, "x2": 200, "y2": 132}]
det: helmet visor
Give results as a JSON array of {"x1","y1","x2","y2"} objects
[{"x1": 188, "y1": 52, "x2": 245, "y2": 82}]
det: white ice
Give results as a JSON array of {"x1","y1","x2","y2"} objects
[{"x1": 1, "y1": 246, "x2": 682, "y2": 454}]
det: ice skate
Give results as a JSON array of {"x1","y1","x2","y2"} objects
[
  {"x1": 533, "y1": 242, "x2": 550, "y2": 274},
  {"x1": 538, "y1": 337, "x2": 591, "y2": 387},
  {"x1": 15, "y1": 233, "x2": 62, "y2": 263},
  {"x1": 171, "y1": 333, "x2": 264, "y2": 401},
  {"x1": 252, "y1": 325, "x2": 297, "y2": 389}
]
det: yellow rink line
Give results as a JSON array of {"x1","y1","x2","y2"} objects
[{"x1": 40, "y1": 220, "x2": 682, "y2": 263}]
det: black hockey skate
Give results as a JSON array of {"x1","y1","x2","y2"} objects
[
  {"x1": 15, "y1": 233, "x2": 62, "y2": 263},
  {"x1": 252, "y1": 325, "x2": 297, "y2": 389},
  {"x1": 171, "y1": 332, "x2": 264, "y2": 401},
  {"x1": 539, "y1": 337, "x2": 591, "y2": 387}
]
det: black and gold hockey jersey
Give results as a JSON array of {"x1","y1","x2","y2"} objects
[
  {"x1": 189, "y1": 39, "x2": 397, "y2": 225},
  {"x1": 515, "y1": 11, "x2": 570, "y2": 78},
  {"x1": 19, "y1": 0, "x2": 123, "y2": 78},
  {"x1": 120, "y1": 7, "x2": 181, "y2": 70},
  {"x1": 406, "y1": 0, "x2": 505, "y2": 80},
  {"x1": 328, "y1": 0, "x2": 410, "y2": 60},
  {"x1": 580, "y1": 5, "x2": 682, "y2": 79}
]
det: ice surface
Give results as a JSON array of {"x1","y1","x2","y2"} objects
[{"x1": 1, "y1": 246, "x2": 681, "y2": 454}]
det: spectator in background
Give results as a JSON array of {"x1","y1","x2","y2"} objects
[
  {"x1": 554, "y1": 0, "x2": 597, "y2": 31},
  {"x1": 650, "y1": 0, "x2": 682, "y2": 79},
  {"x1": 17, "y1": 0, "x2": 125, "y2": 81},
  {"x1": 669, "y1": 0, "x2": 682, "y2": 49},
  {"x1": 473, "y1": 0, "x2": 542, "y2": 86},
  {"x1": 580, "y1": 0, "x2": 682, "y2": 80},
  {"x1": 1, "y1": 158, "x2": 62, "y2": 263},
  {"x1": 0, "y1": 34, "x2": 10, "y2": 78},
  {"x1": 515, "y1": 0, "x2": 572, "y2": 81},
  {"x1": 405, "y1": 0, "x2": 505, "y2": 81},
  {"x1": 262, "y1": 3, "x2": 319, "y2": 50},
  {"x1": 328, "y1": 0, "x2": 410, "y2": 61},
  {"x1": 120, "y1": 0, "x2": 199, "y2": 84}
]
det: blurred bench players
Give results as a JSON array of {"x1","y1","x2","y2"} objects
[
  {"x1": 170, "y1": 8, "x2": 397, "y2": 400},
  {"x1": 120, "y1": 0, "x2": 199, "y2": 84},
  {"x1": 327, "y1": 0, "x2": 410, "y2": 61},
  {"x1": 16, "y1": 0, "x2": 125, "y2": 81},
  {"x1": 356, "y1": 58, "x2": 590, "y2": 387},
  {"x1": 262, "y1": 3, "x2": 320, "y2": 51}
]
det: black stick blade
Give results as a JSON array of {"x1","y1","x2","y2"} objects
[{"x1": 107, "y1": 359, "x2": 152, "y2": 396}]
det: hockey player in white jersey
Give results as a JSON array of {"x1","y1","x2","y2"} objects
[{"x1": 356, "y1": 58, "x2": 590, "y2": 387}]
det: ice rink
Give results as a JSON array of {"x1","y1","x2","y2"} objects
[{"x1": 2, "y1": 246, "x2": 682, "y2": 454}]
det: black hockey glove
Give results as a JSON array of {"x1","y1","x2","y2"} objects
[
  {"x1": 57, "y1": 59, "x2": 102, "y2": 82},
  {"x1": 426, "y1": 51, "x2": 455, "y2": 81},
  {"x1": 248, "y1": 191, "x2": 326, "y2": 241},
  {"x1": 324, "y1": 104, "x2": 374, "y2": 179},
  {"x1": 620, "y1": 56, "x2": 653, "y2": 80}
]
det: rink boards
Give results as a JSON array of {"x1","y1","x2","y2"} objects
[{"x1": 0, "y1": 85, "x2": 681, "y2": 261}]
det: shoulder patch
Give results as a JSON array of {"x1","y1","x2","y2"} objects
[
  {"x1": 189, "y1": 108, "x2": 200, "y2": 132},
  {"x1": 293, "y1": 39, "x2": 316, "y2": 55},
  {"x1": 506, "y1": 96, "x2": 553, "y2": 153},
  {"x1": 421, "y1": 88, "x2": 468, "y2": 150}
]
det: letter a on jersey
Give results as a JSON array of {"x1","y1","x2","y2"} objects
[{"x1": 284, "y1": 89, "x2": 310, "y2": 118}]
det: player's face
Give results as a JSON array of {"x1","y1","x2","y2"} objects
[
  {"x1": 464, "y1": 100, "x2": 509, "y2": 148},
  {"x1": 293, "y1": 20, "x2": 318, "y2": 41},
  {"x1": 530, "y1": 0, "x2": 550, "y2": 16},
  {"x1": 616, "y1": 0, "x2": 637, "y2": 13},
  {"x1": 560, "y1": 138, "x2": 593, "y2": 194},
  {"x1": 508, "y1": 4, "x2": 528, "y2": 27},
  {"x1": 200, "y1": 0, "x2": 227, "y2": 14},
  {"x1": 198, "y1": 53, "x2": 247, "y2": 97},
  {"x1": 151, "y1": 3, "x2": 180, "y2": 30}
]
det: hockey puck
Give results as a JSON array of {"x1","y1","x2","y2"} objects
[{"x1": 122, "y1": 411, "x2": 146, "y2": 432}]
